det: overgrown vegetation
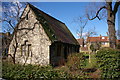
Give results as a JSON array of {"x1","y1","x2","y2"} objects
[
  {"x1": 96, "y1": 48, "x2": 120, "y2": 78},
  {"x1": 66, "y1": 53, "x2": 83, "y2": 70},
  {"x1": 90, "y1": 43, "x2": 101, "y2": 52},
  {"x1": 2, "y1": 53, "x2": 92, "y2": 79},
  {"x1": 116, "y1": 43, "x2": 120, "y2": 49},
  {"x1": 3, "y1": 49, "x2": 119, "y2": 79},
  {"x1": 2, "y1": 61, "x2": 69, "y2": 79},
  {"x1": 82, "y1": 53, "x2": 97, "y2": 69}
]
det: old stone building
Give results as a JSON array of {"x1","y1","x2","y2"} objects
[{"x1": 8, "y1": 3, "x2": 79, "y2": 66}]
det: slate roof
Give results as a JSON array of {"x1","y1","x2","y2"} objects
[{"x1": 28, "y1": 3, "x2": 79, "y2": 45}]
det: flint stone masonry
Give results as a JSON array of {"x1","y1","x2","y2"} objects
[
  {"x1": 9, "y1": 5, "x2": 51, "y2": 65},
  {"x1": 8, "y1": 4, "x2": 80, "y2": 66}
]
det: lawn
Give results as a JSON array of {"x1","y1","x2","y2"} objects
[{"x1": 84, "y1": 53, "x2": 97, "y2": 69}]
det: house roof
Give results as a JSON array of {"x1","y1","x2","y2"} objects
[
  {"x1": 87, "y1": 36, "x2": 120, "y2": 44},
  {"x1": 77, "y1": 38, "x2": 84, "y2": 45},
  {"x1": 87, "y1": 36, "x2": 109, "y2": 42},
  {"x1": 28, "y1": 3, "x2": 79, "y2": 45},
  {"x1": 117, "y1": 39, "x2": 120, "y2": 44},
  {"x1": 80, "y1": 47, "x2": 89, "y2": 51}
]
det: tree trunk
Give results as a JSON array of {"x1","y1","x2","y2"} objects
[{"x1": 107, "y1": 11, "x2": 116, "y2": 49}]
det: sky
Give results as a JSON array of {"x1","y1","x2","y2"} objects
[
  {"x1": 1, "y1": 2, "x2": 119, "y2": 39},
  {"x1": 29, "y1": 2, "x2": 119, "y2": 39}
]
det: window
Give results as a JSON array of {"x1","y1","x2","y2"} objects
[
  {"x1": 21, "y1": 45, "x2": 25, "y2": 56},
  {"x1": 21, "y1": 40, "x2": 32, "y2": 57},
  {"x1": 102, "y1": 37, "x2": 105, "y2": 39},
  {"x1": 101, "y1": 42, "x2": 105, "y2": 45},
  {"x1": 105, "y1": 42, "x2": 108, "y2": 45},
  {"x1": 26, "y1": 14, "x2": 28, "y2": 20},
  {"x1": 27, "y1": 44, "x2": 32, "y2": 57}
]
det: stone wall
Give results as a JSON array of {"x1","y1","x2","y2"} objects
[{"x1": 8, "y1": 5, "x2": 51, "y2": 65}]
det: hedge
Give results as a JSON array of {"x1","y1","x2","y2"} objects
[{"x1": 96, "y1": 48, "x2": 120, "y2": 78}]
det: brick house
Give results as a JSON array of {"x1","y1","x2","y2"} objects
[
  {"x1": 87, "y1": 36, "x2": 109, "y2": 48},
  {"x1": 87, "y1": 36, "x2": 120, "y2": 50},
  {"x1": 8, "y1": 3, "x2": 79, "y2": 66},
  {"x1": 77, "y1": 38, "x2": 89, "y2": 53}
]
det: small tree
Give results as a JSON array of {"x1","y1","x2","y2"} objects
[
  {"x1": 85, "y1": 27, "x2": 97, "y2": 38},
  {"x1": 90, "y1": 42, "x2": 101, "y2": 52},
  {"x1": 1, "y1": 2, "x2": 26, "y2": 64},
  {"x1": 75, "y1": 17, "x2": 88, "y2": 39},
  {"x1": 90, "y1": 44, "x2": 95, "y2": 52}
]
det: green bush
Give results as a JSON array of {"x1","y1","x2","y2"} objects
[
  {"x1": 66, "y1": 53, "x2": 84, "y2": 71},
  {"x1": 96, "y1": 48, "x2": 120, "y2": 78},
  {"x1": 2, "y1": 61, "x2": 69, "y2": 79},
  {"x1": 66, "y1": 53, "x2": 97, "y2": 70},
  {"x1": 116, "y1": 43, "x2": 120, "y2": 49},
  {"x1": 2, "y1": 53, "x2": 97, "y2": 79},
  {"x1": 90, "y1": 43, "x2": 101, "y2": 52}
]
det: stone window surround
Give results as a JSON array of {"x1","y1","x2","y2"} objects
[{"x1": 21, "y1": 40, "x2": 32, "y2": 57}]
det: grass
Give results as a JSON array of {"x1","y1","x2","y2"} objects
[
  {"x1": 81, "y1": 53, "x2": 101, "y2": 78},
  {"x1": 81, "y1": 53, "x2": 97, "y2": 69},
  {"x1": 84, "y1": 53, "x2": 97, "y2": 69}
]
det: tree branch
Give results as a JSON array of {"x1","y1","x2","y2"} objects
[
  {"x1": 3, "y1": 19, "x2": 15, "y2": 30},
  {"x1": 87, "y1": 6, "x2": 107, "y2": 20},
  {"x1": 16, "y1": 2, "x2": 21, "y2": 21},
  {"x1": 82, "y1": 20, "x2": 88, "y2": 29},
  {"x1": 113, "y1": 1, "x2": 120, "y2": 14}
]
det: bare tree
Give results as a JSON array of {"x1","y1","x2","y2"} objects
[
  {"x1": 85, "y1": 27, "x2": 97, "y2": 38},
  {"x1": 86, "y1": 1, "x2": 120, "y2": 49},
  {"x1": 74, "y1": 15, "x2": 97, "y2": 40},
  {"x1": 2, "y1": 2, "x2": 26, "y2": 32},
  {"x1": 75, "y1": 16, "x2": 88, "y2": 39},
  {"x1": 1, "y1": 2, "x2": 27, "y2": 64}
]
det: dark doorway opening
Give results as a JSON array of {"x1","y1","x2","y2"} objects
[{"x1": 64, "y1": 46, "x2": 67, "y2": 59}]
